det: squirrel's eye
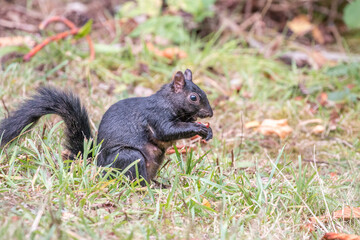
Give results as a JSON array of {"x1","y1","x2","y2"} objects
[{"x1": 190, "y1": 95, "x2": 197, "y2": 101}]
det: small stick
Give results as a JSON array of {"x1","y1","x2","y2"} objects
[
  {"x1": 24, "y1": 16, "x2": 95, "y2": 61},
  {"x1": 23, "y1": 29, "x2": 79, "y2": 61}
]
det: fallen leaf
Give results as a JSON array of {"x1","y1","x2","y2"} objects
[
  {"x1": 322, "y1": 232, "x2": 360, "y2": 240},
  {"x1": 287, "y1": 15, "x2": 313, "y2": 36},
  {"x1": 331, "y1": 207, "x2": 360, "y2": 220},
  {"x1": 306, "y1": 207, "x2": 360, "y2": 232},
  {"x1": 329, "y1": 172, "x2": 339, "y2": 182},
  {"x1": 308, "y1": 207, "x2": 360, "y2": 230},
  {"x1": 162, "y1": 47, "x2": 187, "y2": 59},
  {"x1": 245, "y1": 121, "x2": 260, "y2": 129},
  {"x1": 202, "y1": 198, "x2": 211, "y2": 208},
  {"x1": 146, "y1": 42, "x2": 187, "y2": 60},
  {"x1": 312, "y1": 26, "x2": 325, "y2": 44},
  {"x1": 257, "y1": 119, "x2": 293, "y2": 139},
  {"x1": 312, "y1": 125, "x2": 325, "y2": 134}
]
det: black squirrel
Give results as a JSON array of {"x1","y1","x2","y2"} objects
[{"x1": 0, "y1": 69, "x2": 213, "y2": 185}]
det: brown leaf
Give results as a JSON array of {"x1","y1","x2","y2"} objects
[
  {"x1": 307, "y1": 207, "x2": 360, "y2": 233},
  {"x1": 322, "y1": 232, "x2": 360, "y2": 240},
  {"x1": 287, "y1": 15, "x2": 313, "y2": 36},
  {"x1": 312, "y1": 26, "x2": 325, "y2": 44},
  {"x1": 146, "y1": 42, "x2": 187, "y2": 60},
  {"x1": 202, "y1": 198, "x2": 211, "y2": 208},
  {"x1": 257, "y1": 119, "x2": 293, "y2": 139},
  {"x1": 310, "y1": 207, "x2": 360, "y2": 225}
]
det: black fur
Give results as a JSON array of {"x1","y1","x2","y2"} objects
[
  {"x1": 0, "y1": 69, "x2": 213, "y2": 185},
  {"x1": 0, "y1": 87, "x2": 91, "y2": 155}
]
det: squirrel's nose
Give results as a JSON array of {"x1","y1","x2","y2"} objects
[
  {"x1": 208, "y1": 108, "x2": 213, "y2": 118},
  {"x1": 203, "y1": 107, "x2": 213, "y2": 118}
]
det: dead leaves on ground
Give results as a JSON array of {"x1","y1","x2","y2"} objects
[
  {"x1": 306, "y1": 207, "x2": 360, "y2": 234},
  {"x1": 323, "y1": 232, "x2": 360, "y2": 240},
  {"x1": 287, "y1": 15, "x2": 313, "y2": 36},
  {"x1": 146, "y1": 42, "x2": 187, "y2": 60},
  {"x1": 245, "y1": 119, "x2": 293, "y2": 139},
  {"x1": 287, "y1": 15, "x2": 325, "y2": 44},
  {"x1": 245, "y1": 117, "x2": 340, "y2": 139},
  {"x1": 298, "y1": 118, "x2": 325, "y2": 135}
]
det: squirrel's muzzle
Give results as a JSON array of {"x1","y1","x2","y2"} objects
[{"x1": 198, "y1": 107, "x2": 213, "y2": 118}]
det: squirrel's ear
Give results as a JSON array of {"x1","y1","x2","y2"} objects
[
  {"x1": 184, "y1": 69, "x2": 192, "y2": 82},
  {"x1": 172, "y1": 71, "x2": 185, "y2": 93}
]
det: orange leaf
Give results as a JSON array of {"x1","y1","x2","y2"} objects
[
  {"x1": 287, "y1": 15, "x2": 313, "y2": 36},
  {"x1": 329, "y1": 172, "x2": 339, "y2": 181},
  {"x1": 312, "y1": 26, "x2": 325, "y2": 44},
  {"x1": 322, "y1": 232, "x2": 360, "y2": 240},
  {"x1": 146, "y1": 42, "x2": 187, "y2": 60},
  {"x1": 202, "y1": 198, "x2": 211, "y2": 208}
]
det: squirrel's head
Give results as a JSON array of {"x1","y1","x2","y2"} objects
[{"x1": 168, "y1": 69, "x2": 213, "y2": 122}]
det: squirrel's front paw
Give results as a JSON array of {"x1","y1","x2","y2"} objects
[
  {"x1": 196, "y1": 124, "x2": 213, "y2": 141},
  {"x1": 205, "y1": 127, "x2": 213, "y2": 141}
]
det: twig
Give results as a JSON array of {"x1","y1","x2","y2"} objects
[
  {"x1": 40, "y1": 16, "x2": 95, "y2": 61},
  {"x1": 23, "y1": 16, "x2": 95, "y2": 62},
  {"x1": 23, "y1": 28, "x2": 79, "y2": 61}
]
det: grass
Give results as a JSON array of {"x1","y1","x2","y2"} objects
[{"x1": 1, "y1": 23, "x2": 360, "y2": 239}]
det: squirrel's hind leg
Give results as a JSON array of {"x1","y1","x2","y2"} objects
[{"x1": 104, "y1": 149, "x2": 149, "y2": 186}]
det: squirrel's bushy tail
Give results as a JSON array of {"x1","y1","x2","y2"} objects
[{"x1": 0, "y1": 87, "x2": 91, "y2": 157}]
